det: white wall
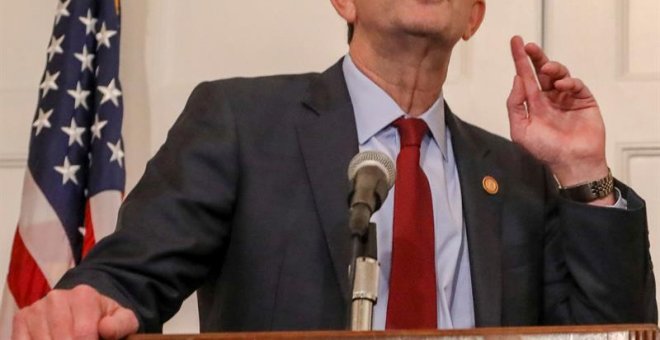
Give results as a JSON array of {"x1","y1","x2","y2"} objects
[{"x1": 1, "y1": 0, "x2": 658, "y2": 334}]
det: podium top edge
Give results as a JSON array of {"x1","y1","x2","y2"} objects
[{"x1": 128, "y1": 324, "x2": 659, "y2": 340}]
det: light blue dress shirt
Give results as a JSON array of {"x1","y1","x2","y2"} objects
[{"x1": 342, "y1": 55, "x2": 476, "y2": 329}]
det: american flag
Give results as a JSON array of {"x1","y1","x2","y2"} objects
[{"x1": 0, "y1": 0, "x2": 124, "y2": 337}]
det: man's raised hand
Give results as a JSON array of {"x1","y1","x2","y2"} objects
[{"x1": 506, "y1": 35, "x2": 614, "y2": 204}]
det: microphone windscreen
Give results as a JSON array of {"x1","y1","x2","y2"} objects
[{"x1": 347, "y1": 151, "x2": 396, "y2": 189}]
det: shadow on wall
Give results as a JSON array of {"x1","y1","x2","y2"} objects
[
  {"x1": 118, "y1": 0, "x2": 201, "y2": 333},
  {"x1": 120, "y1": 0, "x2": 152, "y2": 192}
]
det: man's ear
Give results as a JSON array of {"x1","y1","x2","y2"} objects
[
  {"x1": 330, "y1": 0, "x2": 357, "y2": 24},
  {"x1": 463, "y1": 0, "x2": 486, "y2": 40}
]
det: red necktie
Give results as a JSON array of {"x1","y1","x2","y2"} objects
[{"x1": 386, "y1": 118, "x2": 437, "y2": 329}]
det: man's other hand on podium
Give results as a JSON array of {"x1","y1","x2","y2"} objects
[{"x1": 12, "y1": 284, "x2": 138, "y2": 340}]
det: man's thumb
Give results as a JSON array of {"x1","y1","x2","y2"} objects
[{"x1": 97, "y1": 298, "x2": 139, "y2": 340}]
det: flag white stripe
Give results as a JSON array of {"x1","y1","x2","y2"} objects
[
  {"x1": 17, "y1": 171, "x2": 75, "y2": 288},
  {"x1": 89, "y1": 190, "x2": 122, "y2": 241}
]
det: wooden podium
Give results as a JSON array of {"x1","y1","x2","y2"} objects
[{"x1": 129, "y1": 324, "x2": 658, "y2": 339}]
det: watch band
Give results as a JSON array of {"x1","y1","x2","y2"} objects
[{"x1": 557, "y1": 168, "x2": 614, "y2": 202}]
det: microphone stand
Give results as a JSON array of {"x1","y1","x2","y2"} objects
[{"x1": 348, "y1": 222, "x2": 379, "y2": 331}]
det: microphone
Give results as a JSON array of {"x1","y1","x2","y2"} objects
[
  {"x1": 347, "y1": 151, "x2": 396, "y2": 236},
  {"x1": 346, "y1": 151, "x2": 394, "y2": 331}
]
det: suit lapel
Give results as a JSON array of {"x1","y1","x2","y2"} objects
[
  {"x1": 297, "y1": 59, "x2": 358, "y2": 304},
  {"x1": 446, "y1": 106, "x2": 503, "y2": 326}
]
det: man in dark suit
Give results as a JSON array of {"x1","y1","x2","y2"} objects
[{"x1": 13, "y1": 0, "x2": 656, "y2": 338}]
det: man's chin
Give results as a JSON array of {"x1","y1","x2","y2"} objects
[{"x1": 399, "y1": 25, "x2": 457, "y2": 43}]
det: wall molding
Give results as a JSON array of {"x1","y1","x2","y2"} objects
[
  {"x1": 0, "y1": 154, "x2": 27, "y2": 169},
  {"x1": 445, "y1": 42, "x2": 472, "y2": 84},
  {"x1": 540, "y1": 0, "x2": 547, "y2": 48},
  {"x1": 619, "y1": 0, "x2": 660, "y2": 81},
  {"x1": 618, "y1": 142, "x2": 660, "y2": 183}
]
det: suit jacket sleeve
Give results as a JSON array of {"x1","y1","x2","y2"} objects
[
  {"x1": 56, "y1": 81, "x2": 238, "y2": 332},
  {"x1": 543, "y1": 173, "x2": 657, "y2": 323}
]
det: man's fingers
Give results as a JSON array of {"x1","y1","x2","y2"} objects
[
  {"x1": 45, "y1": 290, "x2": 74, "y2": 339},
  {"x1": 507, "y1": 75, "x2": 528, "y2": 143},
  {"x1": 506, "y1": 75, "x2": 526, "y2": 114},
  {"x1": 554, "y1": 78, "x2": 593, "y2": 99},
  {"x1": 510, "y1": 36, "x2": 541, "y2": 104},
  {"x1": 11, "y1": 311, "x2": 30, "y2": 340},
  {"x1": 70, "y1": 285, "x2": 103, "y2": 339},
  {"x1": 510, "y1": 36, "x2": 534, "y2": 78},
  {"x1": 524, "y1": 42, "x2": 549, "y2": 71},
  {"x1": 98, "y1": 297, "x2": 139, "y2": 340},
  {"x1": 540, "y1": 61, "x2": 571, "y2": 83},
  {"x1": 22, "y1": 304, "x2": 51, "y2": 340},
  {"x1": 523, "y1": 42, "x2": 553, "y2": 90}
]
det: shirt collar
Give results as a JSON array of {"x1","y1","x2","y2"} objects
[{"x1": 342, "y1": 55, "x2": 448, "y2": 159}]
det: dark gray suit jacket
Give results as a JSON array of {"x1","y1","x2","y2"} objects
[{"x1": 58, "y1": 59, "x2": 657, "y2": 332}]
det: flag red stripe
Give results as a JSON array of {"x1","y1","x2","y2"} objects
[
  {"x1": 82, "y1": 199, "x2": 96, "y2": 258},
  {"x1": 6, "y1": 229, "x2": 51, "y2": 308}
]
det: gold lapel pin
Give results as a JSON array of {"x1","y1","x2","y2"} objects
[{"x1": 482, "y1": 176, "x2": 499, "y2": 195}]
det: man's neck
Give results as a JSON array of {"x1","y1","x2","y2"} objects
[{"x1": 348, "y1": 34, "x2": 452, "y2": 117}]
